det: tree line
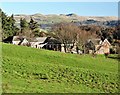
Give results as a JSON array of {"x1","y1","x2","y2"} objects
[{"x1": 51, "y1": 23, "x2": 120, "y2": 53}]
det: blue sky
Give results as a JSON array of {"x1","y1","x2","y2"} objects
[{"x1": 1, "y1": 2, "x2": 118, "y2": 16}]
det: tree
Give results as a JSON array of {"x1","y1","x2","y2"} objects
[
  {"x1": 1, "y1": 9, "x2": 19, "y2": 40},
  {"x1": 19, "y1": 17, "x2": 40, "y2": 38},
  {"x1": 77, "y1": 30, "x2": 93, "y2": 51},
  {"x1": 19, "y1": 18, "x2": 33, "y2": 38},
  {"x1": 39, "y1": 31, "x2": 47, "y2": 37},
  {"x1": 114, "y1": 25, "x2": 120, "y2": 40},
  {"x1": 8, "y1": 14, "x2": 19, "y2": 36},
  {"x1": 52, "y1": 23, "x2": 79, "y2": 52},
  {"x1": 20, "y1": 18, "x2": 29, "y2": 31},
  {"x1": 1, "y1": 9, "x2": 8, "y2": 40},
  {"x1": 29, "y1": 17, "x2": 40, "y2": 37},
  {"x1": 52, "y1": 22, "x2": 93, "y2": 52}
]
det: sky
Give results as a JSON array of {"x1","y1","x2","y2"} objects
[{"x1": 0, "y1": 2, "x2": 118, "y2": 16}]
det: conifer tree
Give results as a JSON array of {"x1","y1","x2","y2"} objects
[
  {"x1": 20, "y1": 18, "x2": 29, "y2": 31},
  {"x1": 29, "y1": 17, "x2": 39, "y2": 36},
  {"x1": 1, "y1": 9, "x2": 19, "y2": 40}
]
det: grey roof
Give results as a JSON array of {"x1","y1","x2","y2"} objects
[
  {"x1": 12, "y1": 36, "x2": 26, "y2": 41},
  {"x1": 29, "y1": 38, "x2": 38, "y2": 42},
  {"x1": 29, "y1": 37, "x2": 47, "y2": 43},
  {"x1": 13, "y1": 36, "x2": 48, "y2": 43},
  {"x1": 36, "y1": 37, "x2": 47, "y2": 43},
  {"x1": 87, "y1": 38, "x2": 101, "y2": 45}
]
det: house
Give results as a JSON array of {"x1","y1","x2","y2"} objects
[
  {"x1": 95, "y1": 39, "x2": 111, "y2": 54},
  {"x1": 44, "y1": 38, "x2": 81, "y2": 54},
  {"x1": 41, "y1": 37, "x2": 74, "y2": 53},
  {"x1": 60, "y1": 43, "x2": 74, "y2": 53},
  {"x1": 71, "y1": 42, "x2": 78, "y2": 54},
  {"x1": 43, "y1": 37, "x2": 62, "y2": 51},
  {"x1": 85, "y1": 38, "x2": 111, "y2": 54},
  {"x1": 20, "y1": 38, "x2": 29, "y2": 46},
  {"x1": 12, "y1": 36, "x2": 27, "y2": 45},
  {"x1": 85, "y1": 38, "x2": 101, "y2": 54},
  {"x1": 11, "y1": 36, "x2": 82, "y2": 54},
  {"x1": 61, "y1": 44, "x2": 65, "y2": 52},
  {"x1": 29, "y1": 37, "x2": 48, "y2": 48}
]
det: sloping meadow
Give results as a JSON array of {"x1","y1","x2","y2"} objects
[{"x1": 2, "y1": 43, "x2": 119, "y2": 93}]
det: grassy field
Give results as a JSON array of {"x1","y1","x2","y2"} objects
[{"x1": 2, "y1": 43, "x2": 119, "y2": 93}]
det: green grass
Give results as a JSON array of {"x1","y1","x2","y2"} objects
[{"x1": 2, "y1": 43, "x2": 119, "y2": 93}]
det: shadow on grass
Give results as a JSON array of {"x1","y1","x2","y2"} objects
[{"x1": 108, "y1": 55, "x2": 120, "y2": 62}]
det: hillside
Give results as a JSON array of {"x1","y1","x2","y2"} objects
[
  {"x1": 2, "y1": 43, "x2": 118, "y2": 93},
  {"x1": 14, "y1": 13, "x2": 118, "y2": 30}
]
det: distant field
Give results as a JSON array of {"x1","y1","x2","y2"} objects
[{"x1": 2, "y1": 43, "x2": 119, "y2": 93}]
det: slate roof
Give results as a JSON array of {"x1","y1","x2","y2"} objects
[
  {"x1": 12, "y1": 36, "x2": 26, "y2": 41},
  {"x1": 28, "y1": 37, "x2": 48, "y2": 43},
  {"x1": 36, "y1": 37, "x2": 47, "y2": 43},
  {"x1": 46, "y1": 37, "x2": 61, "y2": 44},
  {"x1": 87, "y1": 38, "x2": 101, "y2": 45}
]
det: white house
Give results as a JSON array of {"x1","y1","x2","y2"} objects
[
  {"x1": 12, "y1": 36, "x2": 26, "y2": 45},
  {"x1": 30, "y1": 37, "x2": 48, "y2": 48}
]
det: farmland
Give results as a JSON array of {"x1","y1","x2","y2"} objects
[{"x1": 2, "y1": 43, "x2": 119, "y2": 93}]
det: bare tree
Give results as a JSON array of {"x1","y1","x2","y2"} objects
[
  {"x1": 17, "y1": 28, "x2": 35, "y2": 38},
  {"x1": 52, "y1": 22, "x2": 95, "y2": 53},
  {"x1": 52, "y1": 23, "x2": 80, "y2": 52}
]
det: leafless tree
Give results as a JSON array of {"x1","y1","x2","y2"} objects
[
  {"x1": 52, "y1": 22, "x2": 95, "y2": 53},
  {"x1": 17, "y1": 28, "x2": 35, "y2": 38},
  {"x1": 52, "y1": 23, "x2": 80, "y2": 52}
]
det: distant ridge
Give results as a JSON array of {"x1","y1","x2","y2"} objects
[
  {"x1": 14, "y1": 13, "x2": 118, "y2": 30},
  {"x1": 14, "y1": 13, "x2": 117, "y2": 21}
]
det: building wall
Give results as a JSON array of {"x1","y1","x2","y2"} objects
[
  {"x1": 12, "y1": 41, "x2": 21, "y2": 45},
  {"x1": 95, "y1": 45, "x2": 110, "y2": 54},
  {"x1": 21, "y1": 39, "x2": 29, "y2": 46},
  {"x1": 96, "y1": 47, "x2": 104, "y2": 54}
]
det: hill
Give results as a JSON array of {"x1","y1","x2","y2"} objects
[
  {"x1": 14, "y1": 13, "x2": 118, "y2": 30},
  {"x1": 2, "y1": 43, "x2": 118, "y2": 93}
]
